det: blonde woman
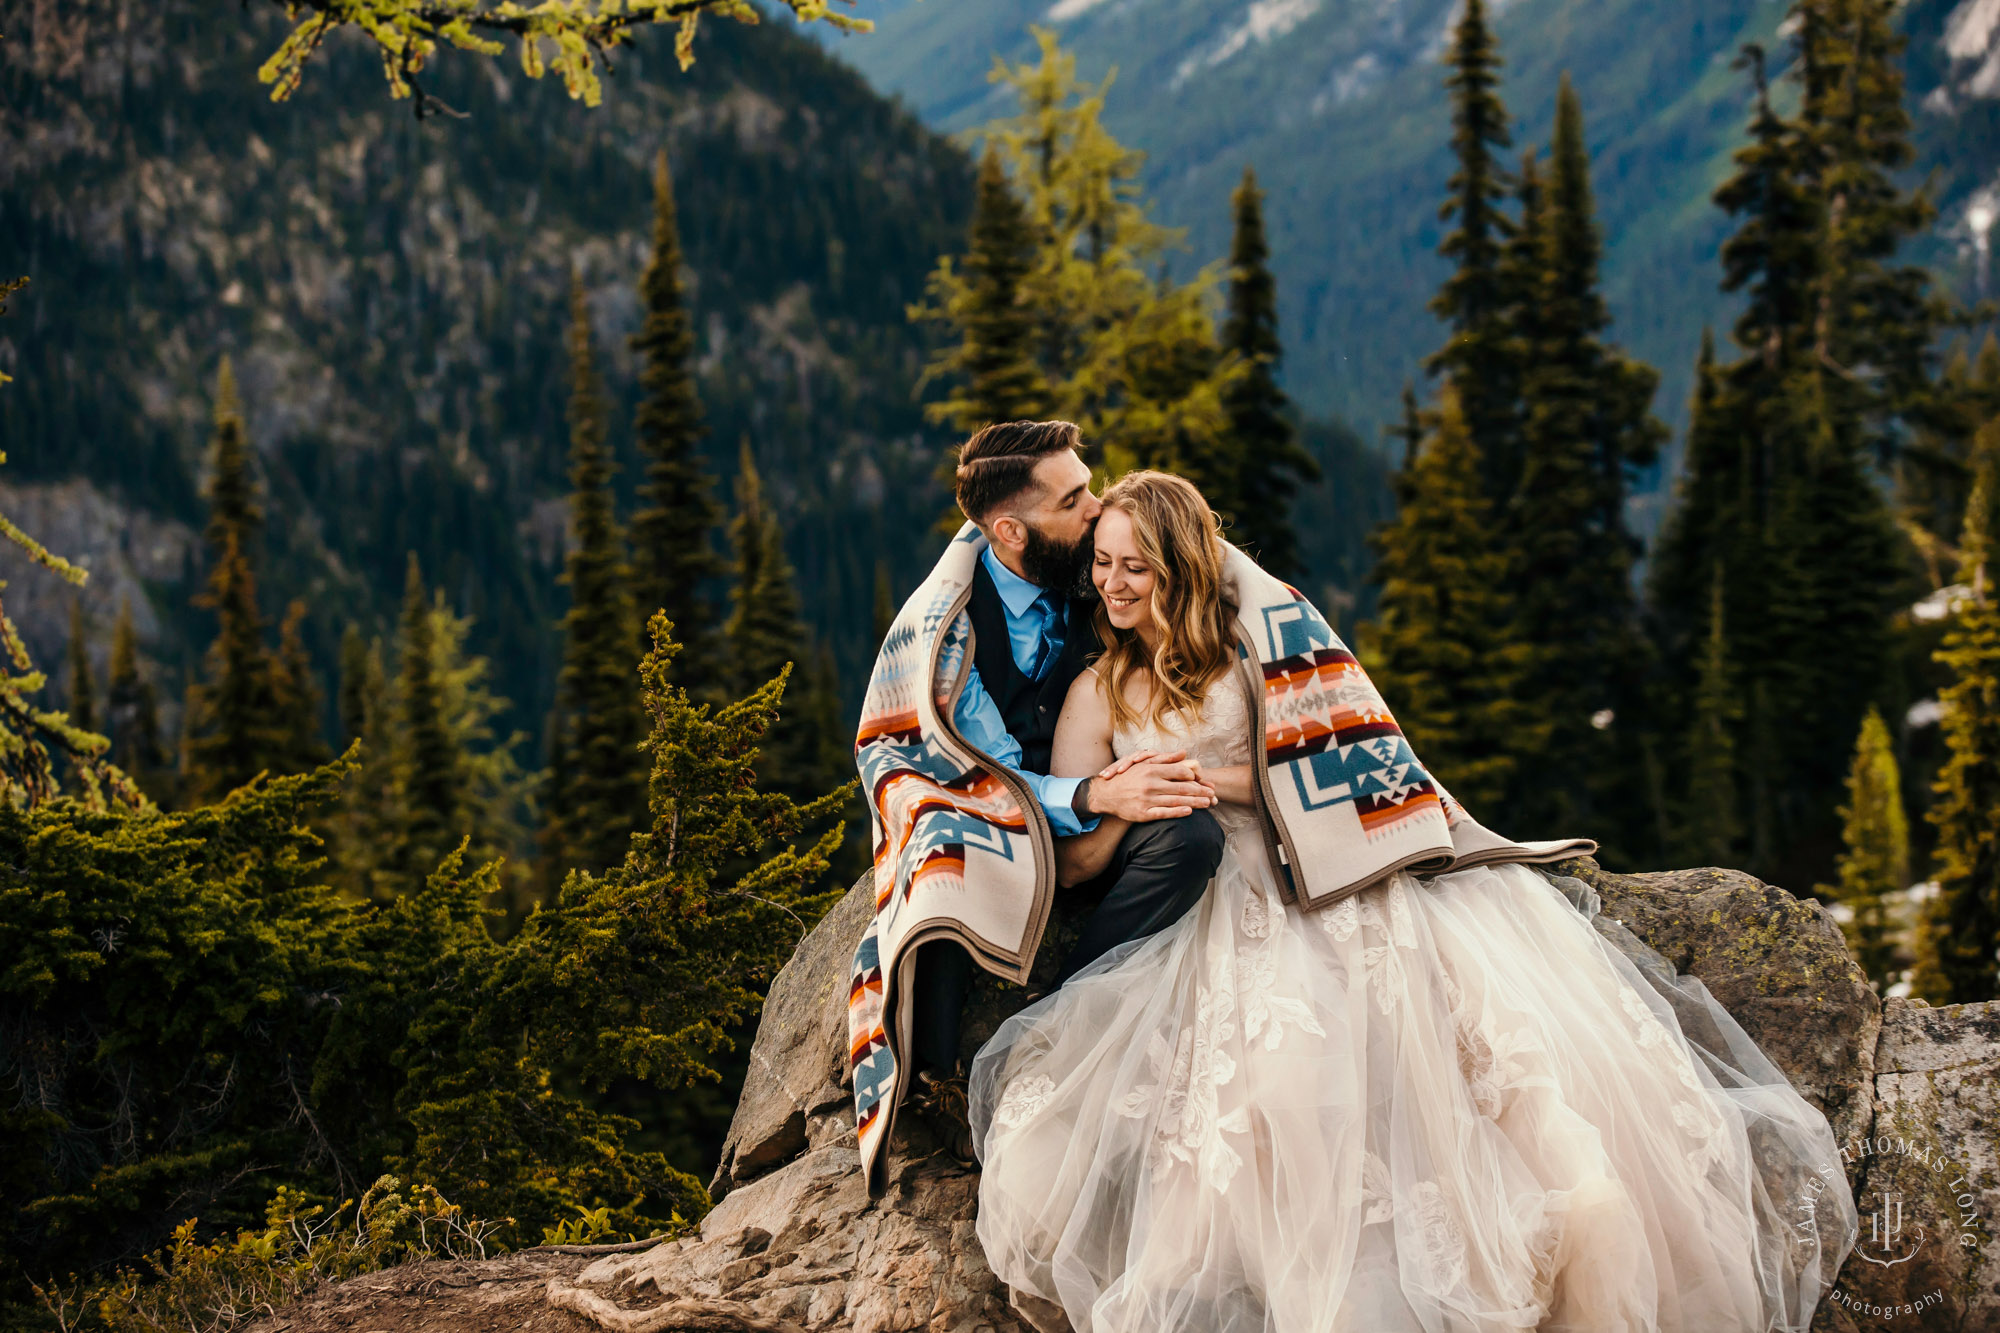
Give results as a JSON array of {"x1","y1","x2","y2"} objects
[{"x1": 966, "y1": 471, "x2": 1854, "y2": 1333}]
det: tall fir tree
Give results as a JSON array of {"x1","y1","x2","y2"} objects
[
  {"x1": 390, "y1": 554, "x2": 465, "y2": 885},
  {"x1": 1648, "y1": 12, "x2": 1922, "y2": 886},
  {"x1": 1425, "y1": 0, "x2": 1520, "y2": 500},
  {"x1": 1220, "y1": 165, "x2": 1318, "y2": 577},
  {"x1": 1681, "y1": 563, "x2": 1744, "y2": 867},
  {"x1": 65, "y1": 599, "x2": 95, "y2": 734},
  {"x1": 184, "y1": 356, "x2": 289, "y2": 803},
  {"x1": 1820, "y1": 705, "x2": 1908, "y2": 990},
  {"x1": 106, "y1": 598, "x2": 167, "y2": 801},
  {"x1": 1505, "y1": 77, "x2": 1665, "y2": 841},
  {"x1": 725, "y1": 443, "x2": 835, "y2": 806},
  {"x1": 332, "y1": 622, "x2": 396, "y2": 902},
  {"x1": 629, "y1": 148, "x2": 726, "y2": 699},
  {"x1": 1361, "y1": 384, "x2": 1541, "y2": 814},
  {"x1": 914, "y1": 31, "x2": 1238, "y2": 489},
  {"x1": 545, "y1": 273, "x2": 646, "y2": 882},
  {"x1": 1915, "y1": 461, "x2": 2000, "y2": 1004},
  {"x1": 924, "y1": 145, "x2": 1045, "y2": 443},
  {"x1": 273, "y1": 599, "x2": 328, "y2": 774}
]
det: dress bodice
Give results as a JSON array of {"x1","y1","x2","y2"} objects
[{"x1": 1109, "y1": 664, "x2": 1256, "y2": 772}]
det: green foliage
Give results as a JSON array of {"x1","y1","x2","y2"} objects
[
  {"x1": 1505, "y1": 76, "x2": 1665, "y2": 842},
  {"x1": 629, "y1": 149, "x2": 727, "y2": 702},
  {"x1": 911, "y1": 30, "x2": 1241, "y2": 493},
  {"x1": 1818, "y1": 705, "x2": 1909, "y2": 989},
  {"x1": 183, "y1": 358, "x2": 302, "y2": 805},
  {"x1": 1426, "y1": 0, "x2": 1520, "y2": 499},
  {"x1": 1915, "y1": 464, "x2": 2000, "y2": 1004},
  {"x1": 1221, "y1": 166, "x2": 1318, "y2": 578},
  {"x1": 3, "y1": 613, "x2": 848, "y2": 1319},
  {"x1": 388, "y1": 555, "x2": 467, "y2": 886},
  {"x1": 1648, "y1": 2, "x2": 1931, "y2": 888},
  {"x1": 1681, "y1": 563, "x2": 1745, "y2": 867},
  {"x1": 1360, "y1": 385, "x2": 1542, "y2": 814},
  {"x1": 545, "y1": 275, "x2": 646, "y2": 882},
  {"x1": 44, "y1": 1177, "x2": 509, "y2": 1333},
  {"x1": 107, "y1": 601, "x2": 169, "y2": 805},
  {"x1": 258, "y1": 0, "x2": 872, "y2": 114}
]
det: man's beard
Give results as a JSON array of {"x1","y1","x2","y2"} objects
[{"x1": 1019, "y1": 518, "x2": 1096, "y2": 600}]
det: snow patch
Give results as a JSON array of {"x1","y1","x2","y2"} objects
[
  {"x1": 1174, "y1": 0, "x2": 1322, "y2": 86},
  {"x1": 1046, "y1": 0, "x2": 1118, "y2": 23},
  {"x1": 1910, "y1": 583, "x2": 1974, "y2": 623},
  {"x1": 1312, "y1": 52, "x2": 1385, "y2": 113},
  {"x1": 1933, "y1": 0, "x2": 2000, "y2": 106},
  {"x1": 1906, "y1": 698, "x2": 1944, "y2": 730}
]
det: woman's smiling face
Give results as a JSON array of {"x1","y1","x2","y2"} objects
[{"x1": 1092, "y1": 507, "x2": 1155, "y2": 633}]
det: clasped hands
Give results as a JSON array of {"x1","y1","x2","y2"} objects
[{"x1": 1083, "y1": 748, "x2": 1216, "y2": 822}]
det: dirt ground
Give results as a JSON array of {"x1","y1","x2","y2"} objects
[{"x1": 242, "y1": 1251, "x2": 602, "y2": 1333}]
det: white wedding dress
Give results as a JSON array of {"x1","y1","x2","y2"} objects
[{"x1": 967, "y1": 669, "x2": 1857, "y2": 1333}]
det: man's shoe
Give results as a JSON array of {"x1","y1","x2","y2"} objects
[{"x1": 908, "y1": 1068, "x2": 977, "y2": 1168}]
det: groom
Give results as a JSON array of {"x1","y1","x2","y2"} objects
[{"x1": 905, "y1": 420, "x2": 1224, "y2": 1153}]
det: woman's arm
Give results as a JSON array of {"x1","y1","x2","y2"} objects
[{"x1": 1050, "y1": 671, "x2": 1130, "y2": 889}]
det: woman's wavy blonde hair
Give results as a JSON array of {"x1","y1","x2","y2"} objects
[{"x1": 1091, "y1": 470, "x2": 1237, "y2": 735}]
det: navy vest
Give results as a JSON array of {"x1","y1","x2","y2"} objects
[{"x1": 965, "y1": 559, "x2": 1095, "y2": 777}]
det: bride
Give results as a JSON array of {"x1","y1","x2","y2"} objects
[{"x1": 966, "y1": 471, "x2": 1857, "y2": 1333}]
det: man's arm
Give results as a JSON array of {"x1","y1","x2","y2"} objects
[{"x1": 950, "y1": 664, "x2": 1099, "y2": 837}]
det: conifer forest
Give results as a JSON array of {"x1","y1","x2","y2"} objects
[{"x1": 1, "y1": 0, "x2": 1997, "y2": 1326}]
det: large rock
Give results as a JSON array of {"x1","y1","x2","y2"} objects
[{"x1": 270, "y1": 860, "x2": 2000, "y2": 1333}]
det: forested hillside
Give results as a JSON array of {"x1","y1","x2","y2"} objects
[
  {"x1": 825, "y1": 0, "x2": 1999, "y2": 472},
  {"x1": 0, "y1": 0, "x2": 975, "y2": 743}
]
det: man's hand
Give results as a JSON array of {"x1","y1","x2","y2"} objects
[{"x1": 1082, "y1": 748, "x2": 1216, "y2": 821}]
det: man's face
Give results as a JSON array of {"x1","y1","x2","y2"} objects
[{"x1": 1003, "y1": 450, "x2": 1102, "y2": 594}]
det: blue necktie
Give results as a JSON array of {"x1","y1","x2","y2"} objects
[{"x1": 1027, "y1": 591, "x2": 1065, "y2": 681}]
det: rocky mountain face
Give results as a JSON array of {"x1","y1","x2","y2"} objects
[
  {"x1": 0, "y1": 0, "x2": 975, "y2": 732},
  {"x1": 252, "y1": 858, "x2": 2000, "y2": 1333},
  {"x1": 824, "y1": 0, "x2": 2000, "y2": 461}
]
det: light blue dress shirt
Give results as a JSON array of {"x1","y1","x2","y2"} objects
[{"x1": 951, "y1": 547, "x2": 1099, "y2": 837}]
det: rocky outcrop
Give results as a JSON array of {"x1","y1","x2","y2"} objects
[{"x1": 270, "y1": 860, "x2": 2000, "y2": 1333}]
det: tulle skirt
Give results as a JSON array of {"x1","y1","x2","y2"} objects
[{"x1": 967, "y1": 830, "x2": 1857, "y2": 1333}]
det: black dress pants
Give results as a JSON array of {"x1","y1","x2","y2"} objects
[{"x1": 909, "y1": 808, "x2": 1226, "y2": 1076}]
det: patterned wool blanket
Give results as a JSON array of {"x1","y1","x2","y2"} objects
[{"x1": 846, "y1": 524, "x2": 1594, "y2": 1196}]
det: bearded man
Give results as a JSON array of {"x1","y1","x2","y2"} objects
[{"x1": 899, "y1": 420, "x2": 1223, "y2": 1160}]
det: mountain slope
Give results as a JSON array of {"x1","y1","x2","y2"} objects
[
  {"x1": 823, "y1": 0, "x2": 1999, "y2": 472},
  {"x1": 1, "y1": 0, "x2": 975, "y2": 736}
]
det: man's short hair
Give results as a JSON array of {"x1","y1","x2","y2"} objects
[{"x1": 954, "y1": 420, "x2": 1083, "y2": 525}]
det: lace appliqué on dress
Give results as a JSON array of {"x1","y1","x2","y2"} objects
[
  {"x1": 1113, "y1": 954, "x2": 1253, "y2": 1193},
  {"x1": 1321, "y1": 876, "x2": 1420, "y2": 1014},
  {"x1": 1617, "y1": 981, "x2": 1730, "y2": 1170},
  {"x1": 995, "y1": 1073, "x2": 1056, "y2": 1130}
]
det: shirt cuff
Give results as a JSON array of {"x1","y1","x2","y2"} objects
[{"x1": 1041, "y1": 774, "x2": 1100, "y2": 837}]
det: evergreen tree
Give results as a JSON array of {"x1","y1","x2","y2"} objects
[
  {"x1": 185, "y1": 356, "x2": 289, "y2": 803},
  {"x1": 1820, "y1": 705, "x2": 1908, "y2": 990},
  {"x1": 1681, "y1": 563, "x2": 1744, "y2": 867},
  {"x1": 65, "y1": 599, "x2": 96, "y2": 734},
  {"x1": 1505, "y1": 77, "x2": 1666, "y2": 838},
  {"x1": 1385, "y1": 381, "x2": 1424, "y2": 508},
  {"x1": 1220, "y1": 165, "x2": 1318, "y2": 577},
  {"x1": 923, "y1": 145, "x2": 1045, "y2": 442},
  {"x1": 1361, "y1": 385, "x2": 1541, "y2": 814},
  {"x1": 390, "y1": 554, "x2": 465, "y2": 884},
  {"x1": 107, "y1": 598, "x2": 167, "y2": 801},
  {"x1": 629, "y1": 148, "x2": 726, "y2": 699},
  {"x1": 545, "y1": 275, "x2": 645, "y2": 880},
  {"x1": 1425, "y1": 0, "x2": 1520, "y2": 499},
  {"x1": 725, "y1": 443, "x2": 828, "y2": 804},
  {"x1": 273, "y1": 599, "x2": 329, "y2": 774},
  {"x1": 913, "y1": 31, "x2": 1238, "y2": 487},
  {"x1": 332, "y1": 623, "x2": 395, "y2": 903},
  {"x1": 1915, "y1": 462, "x2": 2000, "y2": 1004}
]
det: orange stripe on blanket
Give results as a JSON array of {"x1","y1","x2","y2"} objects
[{"x1": 1357, "y1": 790, "x2": 1441, "y2": 836}]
